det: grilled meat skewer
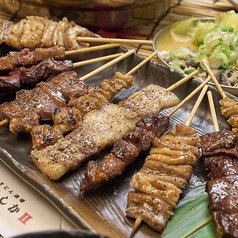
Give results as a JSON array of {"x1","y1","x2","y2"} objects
[
  {"x1": 30, "y1": 85, "x2": 179, "y2": 180},
  {"x1": 30, "y1": 72, "x2": 134, "y2": 150},
  {"x1": 1, "y1": 16, "x2": 92, "y2": 50},
  {"x1": 80, "y1": 115, "x2": 170, "y2": 192},
  {"x1": 126, "y1": 124, "x2": 201, "y2": 232},
  {"x1": 201, "y1": 129, "x2": 238, "y2": 238},
  {"x1": 0, "y1": 46, "x2": 65, "y2": 72}
]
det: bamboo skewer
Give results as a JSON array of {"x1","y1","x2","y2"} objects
[
  {"x1": 76, "y1": 37, "x2": 154, "y2": 45},
  {"x1": 207, "y1": 91, "x2": 219, "y2": 132},
  {"x1": 80, "y1": 49, "x2": 135, "y2": 81},
  {"x1": 167, "y1": 76, "x2": 211, "y2": 117},
  {"x1": 65, "y1": 43, "x2": 121, "y2": 56},
  {"x1": 73, "y1": 52, "x2": 123, "y2": 68},
  {"x1": 129, "y1": 81, "x2": 209, "y2": 238},
  {"x1": 201, "y1": 60, "x2": 226, "y2": 99}
]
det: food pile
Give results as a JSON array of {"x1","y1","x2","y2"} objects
[{"x1": 161, "y1": 10, "x2": 238, "y2": 87}]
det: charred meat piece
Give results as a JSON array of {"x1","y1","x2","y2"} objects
[
  {"x1": 201, "y1": 129, "x2": 238, "y2": 238},
  {"x1": 221, "y1": 69, "x2": 238, "y2": 87},
  {"x1": 30, "y1": 85, "x2": 179, "y2": 180},
  {"x1": 52, "y1": 107, "x2": 83, "y2": 135},
  {"x1": 47, "y1": 71, "x2": 88, "y2": 102},
  {"x1": 80, "y1": 115, "x2": 170, "y2": 192},
  {"x1": 30, "y1": 125, "x2": 63, "y2": 150},
  {"x1": 0, "y1": 46, "x2": 65, "y2": 71},
  {"x1": 126, "y1": 124, "x2": 201, "y2": 232},
  {"x1": 0, "y1": 75, "x2": 20, "y2": 92},
  {"x1": 9, "y1": 58, "x2": 73, "y2": 85},
  {"x1": 200, "y1": 129, "x2": 238, "y2": 158}
]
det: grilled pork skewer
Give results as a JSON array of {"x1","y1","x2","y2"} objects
[
  {"x1": 30, "y1": 69, "x2": 201, "y2": 180},
  {"x1": 0, "y1": 50, "x2": 134, "y2": 133},
  {"x1": 126, "y1": 85, "x2": 209, "y2": 237},
  {"x1": 30, "y1": 51, "x2": 159, "y2": 150},
  {"x1": 1, "y1": 16, "x2": 93, "y2": 50},
  {"x1": 31, "y1": 84, "x2": 180, "y2": 180},
  {"x1": 80, "y1": 74, "x2": 208, "y2": 193}
]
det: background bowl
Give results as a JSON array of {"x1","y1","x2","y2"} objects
[
  {"x1": 0, "y1": 0, "x2": 170, "y2": 32},
  {"x1": 152, "y1": 18, "x2": 238, "y2": 97}
]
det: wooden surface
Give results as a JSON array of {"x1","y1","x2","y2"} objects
[{"x1": 123, "y1": 0, "x2": 235, "y2": 64}]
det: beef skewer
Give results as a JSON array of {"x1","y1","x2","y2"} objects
[
  {"x1": 1, "y1": 52, "x2": 123, "y2": 92},
  {"x1": 30, "y1": 68, "x2": 201, "y2": 180},
  {"x1": 200, "y1": 91, "x2": 238, "y2": 238},
  {"x1": 126, "y1": 85, "x2": 209, "y2": 237},
  {"x1": 80, "y1": 79, "x2": 209, "y2": 193},
  {"x1": 0, "y1": 50, "x2": 134, "y2": 133},
  {"x1": 0, "y1": 43, "x2": 121, "y2": 72}
]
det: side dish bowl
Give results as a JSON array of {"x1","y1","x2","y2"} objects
[{"x1": 152, "y1": 17, "x2": 238, "y2": 97}]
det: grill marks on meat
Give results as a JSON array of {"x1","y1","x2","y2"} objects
[
  {"x1": 30, "y1": 85, "x2": 179, "y2": 180},
  {"x1": 201, "y1": 129, "x2": 238, "y2": 238},
  {"x1": 30, "y1": 72, "x2": 134, "y2": 149},
  {"x1": 67, "y1": 72, "x2": 134, "y2": 115},
  {"x1": 0, "y1": 71, "x2": 88, "y2": 134},
  {"x1": 126, "y1": 124, "x2": 201, "y2": 232},
  {"x1": 9, "y1": 58, "x2": 73, "y2": 85},
  {"x1": 0, "y1": 16, "x2": 92, "y2": 50},
  {"x1": 0, "y1": 47, "x2": 65, "y2": 72},
  {"x1": 80, "y1": 115, "x2": 170, "y2": 192}
]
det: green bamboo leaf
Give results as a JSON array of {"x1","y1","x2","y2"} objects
[{"x1": 164, "y1": 183, "x2": 217, "y2": 238}]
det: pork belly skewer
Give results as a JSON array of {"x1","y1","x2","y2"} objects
[
  {"x1": 0, "y1": 50, "x2": 134, "y2": 134},
  {"x1": 30, "y1": 68, "x2": 202, "y2": 180},
  {"x1": 126, "y1": 84, "x2": 210, "y2": 237},
  {"x1": 201, "y1": 91, "x2": 238, "y2": 238},
  {"x1": 80, "y1": 72, "x2": 207, "y2": 193}
]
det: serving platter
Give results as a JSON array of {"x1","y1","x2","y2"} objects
[{"x1": 0, "y1": 44, "x2": 232, "y2": 238}]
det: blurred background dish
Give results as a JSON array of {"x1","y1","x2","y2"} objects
[
  {"x1": 0, "y1": 0, "x2": 170, "y2": 32},
  {"x1": 228, "y1": 0, "x2": 238, "y2": 10},
  {"x1": 153, "y1": 17, "x2": 238, "y2": 97}
]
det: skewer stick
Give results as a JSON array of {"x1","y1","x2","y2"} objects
[
  {"x1": 207, "y1": 91, "x2": 219, "y2": 132},
  {"x1": 65, "y1": 43, "x2": 121, "y2": 56},
  {"x1": 167, "y1": 76, "x2": 211, "y2": 117},
  {"x1": 130, "y1": 83, "x2": 209, "y2": 238},
  {"x1": 73, "y1": 52, "x2": 123, "y2": 68},
  {"x1": 167, "y1": 70, "x2": 199, "y2": 92},
  {"x1": 201, "y1": 60, "x2": 226, "y2": 99},
  {"x1": 80, "y1": 49, "x2": 135, "y2": 81},
  {"x1": 126, "y1": 51, "x2": 158, "y2": 76},
  {"x1": 185, "y1": 85, "x2": 209, "y2": 126},
  {"x1": 76, "y1": 37, "x2": 153, "y2": 45},
  {"x1": 0, "y1": 119, "x2": 8, "y2": 126}
]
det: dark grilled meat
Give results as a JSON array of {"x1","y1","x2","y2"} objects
[
  {"x1": 80, "y1": 115, "x2": 170, "y2": 192},
  {"x1": 201, "y1": 129, "x2": 238, "y2": 238},
  {"x1": 30, "y1": 125, "x2": 63, "y2": 150},
  {"x1": 0, "y1": 46, "x2": 65, "y2": 71},
  {"x1": 0, "y1": 75, "x2": 20, "y2": 92},
  {"x1": 9, "y1": 58, "x2": 73, "y2": 85}
]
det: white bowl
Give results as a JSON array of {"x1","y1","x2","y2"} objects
[{"x1": 152, "y1": 18, "x2": 238, "y2": 97}]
